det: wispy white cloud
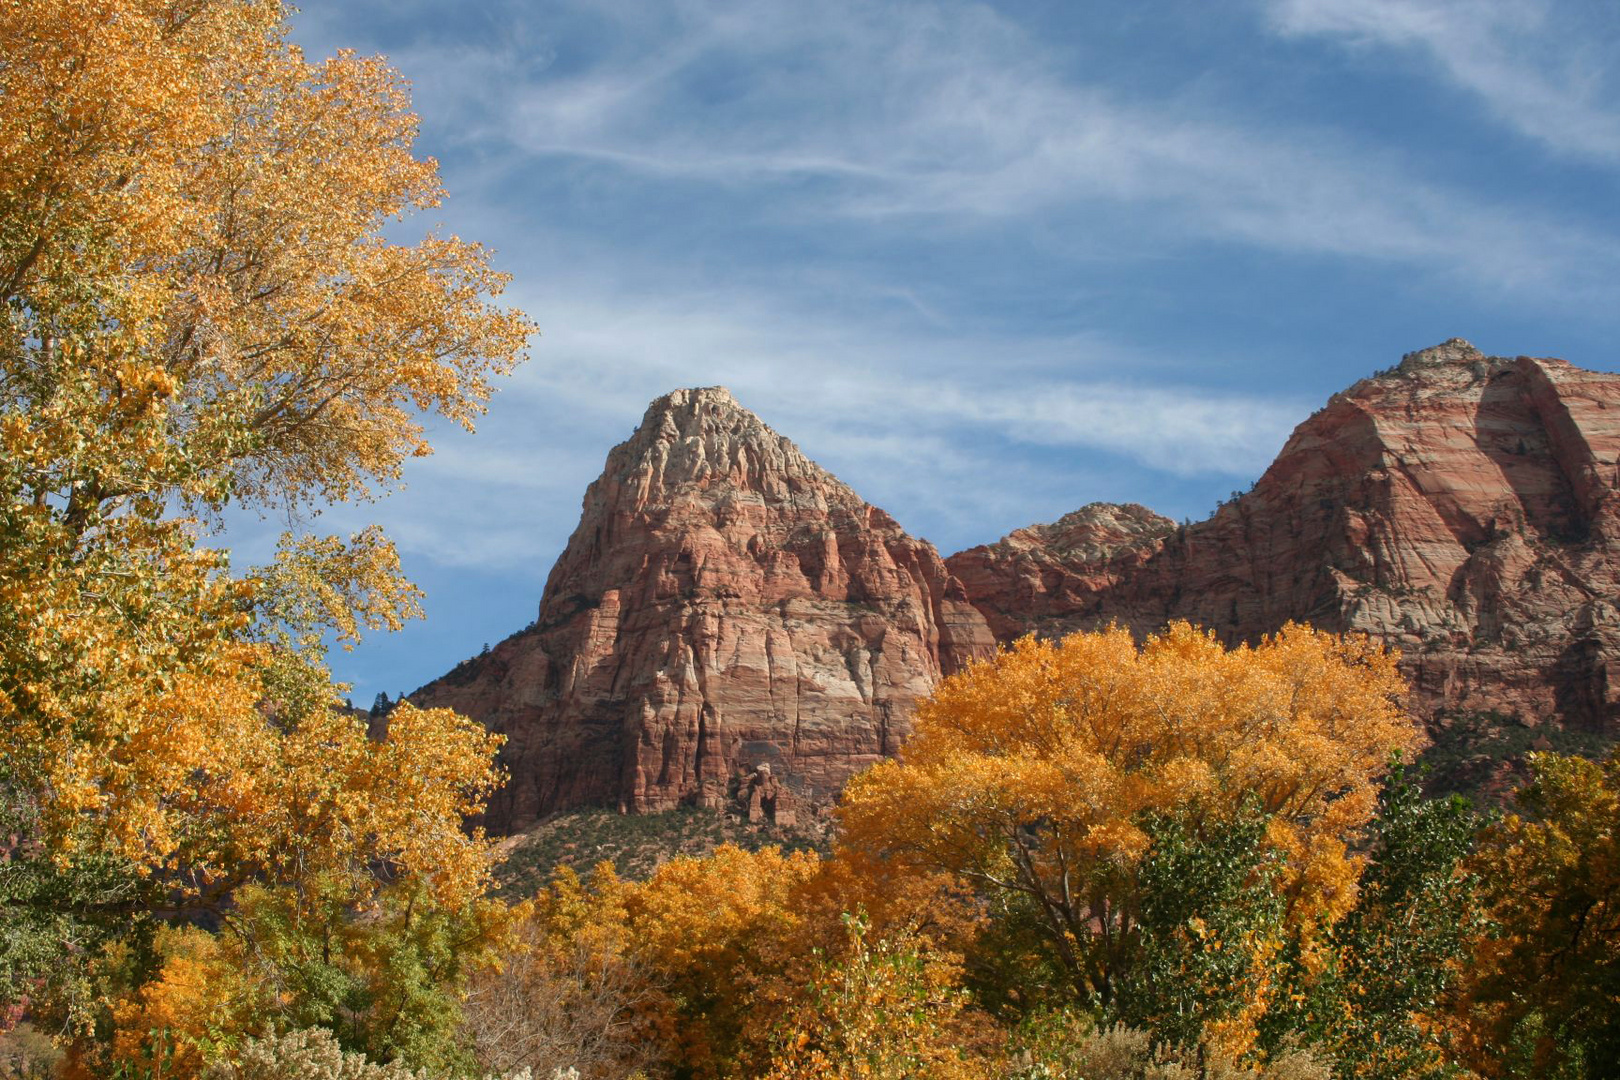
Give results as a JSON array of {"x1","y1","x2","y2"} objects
[
  {"x1": 365, "y1": 0, "x2": 1620, "y2": 304},
  {"x1": 1264, "y1": 0, "x2": 1620, "y2": 163},
  {"x1": 270, "y1": 0, "x2": 1620, "y2": 585},
  {"x1": 270, "y1": 0, "x2": 1620, "y2": 695},
  {"x1": 506, "y1": 286, "x2": 1307, "y2": 477},
  {"x1": 241, "y1": 277, "x2": 1306, "y2": 580}
]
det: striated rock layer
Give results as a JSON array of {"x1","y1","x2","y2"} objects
[
  {"x1": 948, "y1": 340, "x2": 1620, "y2": 744},
  {"x1": 414, "y1": 388, "x2": 995, "y2": 831}
]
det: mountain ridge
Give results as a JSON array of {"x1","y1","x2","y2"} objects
[{"x1": 417, "y1": 340, "x2": 1620, "y2": 822}]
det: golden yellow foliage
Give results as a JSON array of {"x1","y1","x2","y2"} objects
[
  {"x1": 839, "y1": 622, "x2": 1416, "y2": 1041},
  {"x1": 0, "y1": 0, "x2": 526, "y2": 885},
  {"x1": 0, "y1": 0, "x2": 529, "y2": 1062},
  {"x1": 0, "y1": 0, "x2": 532, "y2": 509},
  {"x1": 467, "y1": 846, "x2": 829, "y2": 1080},
  {"x1": 624, "y1": 844, "x2": 821, "y2": 1078},
  {"x1": 761, "y1": 913, "x2": 992, "y2": 1080},
  {"x1": 624, "y1": 843, "x2": 820, "y2": 979},
  {"x1": 1450, "y1": 750, "x2": 1620, "y2": 1077},
  {"x1": 100, "y1": 926, "x2": 251, "y2": 1080},
  {"x1": 0, "y1": 0, "x2": 525, "y2": 885}
]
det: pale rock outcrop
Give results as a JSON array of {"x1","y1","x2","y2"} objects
[{"x1": 736, "y1": 763, "x2": 797, "y2": 827}]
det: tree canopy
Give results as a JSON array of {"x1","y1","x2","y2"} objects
[
  {"x1": 0, "y1": 0, "x2": 532, "y2": 1069},
  {"x1": 840, "y1": 622, "x2": 1419, "y2": 1056},
  {"x1": 1454, "y1": 750, "x2": 1620, "y2": 1078}
]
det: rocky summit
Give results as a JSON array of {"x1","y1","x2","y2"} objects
[
  {"x1": 420, "y1": 343, "x2": 1620, "y2": 825},
  {"x1": 950, "y1": 340, "x2": 1620, "y2": 788},
  {"x1": 412, "y1": 387, "x2": 995, "y2": 831}
]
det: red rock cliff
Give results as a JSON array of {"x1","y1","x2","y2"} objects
[
  {"x1": 413, "y1": 387, "x2": 995, "y2": 831},
  {"x1": 948, "y1": 340, "x2": 1620, "y2": 738}
]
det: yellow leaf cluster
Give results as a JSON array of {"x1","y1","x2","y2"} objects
[
  {"x1": 761, "y1": 914, "x2": 989, "y2": 1080},
  {"x1": 0, "y1": 0, "x2": 522, "y2": 899},
  {"x1": 94, "y1": 926, "x2": 252, "y2": 1080},
  {"x1": 840, "y1": 622, "x2": 1416, "y2": 1014},
  {"x1": 1, "y1": 0, "x2": 533, "y2": 510},
  {"x1": 1449, "y1": 750, "x2": 1620, "y2": 1075},
  {"x1": 0, "y1": 0, "x2": 525, "y2": 1052}
]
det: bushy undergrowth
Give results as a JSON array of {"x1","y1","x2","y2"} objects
[
  {"x1": 1013, "y1": 1017, "x2": 1332, "y2": 1080},
  {"x1": 200, "y1": 1029, "x2": 539, "y2": 1080}
]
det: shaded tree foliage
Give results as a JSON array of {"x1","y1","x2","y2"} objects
[{"x1": 1453, "y1": 750, "x2": 1620, "y2": 1079}]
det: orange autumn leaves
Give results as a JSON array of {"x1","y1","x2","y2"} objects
[
  {"x1": 472, "y1": 624, "x2": 1419, "y2": 1080},
  {"x1": 0, "y1": 10, "x2": 527, "y2": 1068},
  {"x1": 0, "y1": 0, "x2": 531, "y2": 510},
  {"x1": 840, "y1": 622, "x2": 1416, "y2": 1044},
  {"x1": 477, "y1": 843, "x2": 983, "y2": 1080},
  {"x1": 0, "y1": 0, "x2": 527, "y2": 903},
  {"x1": 0, "y1": 4, "x2": 1489, "y2": 1075}
]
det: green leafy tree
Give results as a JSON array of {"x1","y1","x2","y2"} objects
[
  {"x1": 1113, "y1": 802, "x2": 1289, "y2": 1055},
  {"x1": 1266, "y1": 767, "x2": 1482, "y2": 1079}
]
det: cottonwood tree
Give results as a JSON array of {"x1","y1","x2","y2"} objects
[
  {"x1": 461, "y1": 865, "x2": 662, "y2": 1080},
  {"x1": 1263, "y1": 769, "x2": 1482, "y2": 1080},
  {"x1": 1453, "y1": 750, "x2": 1620, "y2": 1079},
  {"x1": 840, "y1": 623, "x2": 1417, "y2": 1058},
  {"x1": 0, "y1": 0, "x2": 530, "y2": 1067},
  {"x1": 761, "y1": 913, "x2": 987, "y2": 1080}
]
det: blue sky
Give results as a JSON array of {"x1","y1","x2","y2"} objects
[{"x1": 262, "y1": 0, "x2": 1620, "y2": 703}]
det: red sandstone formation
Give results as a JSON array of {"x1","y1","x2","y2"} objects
[
  {"x1": 948, "y1": 340, "x2": 1620, "y2": 746},
  {"x1": 424, "y1": 342, "x2": 1620, "y2": 824},
  {"x1": 945, "y1": 502, "x2": 1176, "y2": 643},
  {"x1": 413, "y1": 387, "x2": 995, "y2": 831}
]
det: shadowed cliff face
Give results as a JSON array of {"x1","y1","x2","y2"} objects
[
  {"x1": 422, "y1": 343, "x2": 1620, "y2": 827},
  {"x1": 413, "y1": 387, "x2": 995, "y2": 831},
  {"x1": 948, "y1": 340, "x2": 1620, "y2": 757}
]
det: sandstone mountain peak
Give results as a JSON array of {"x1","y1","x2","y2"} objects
[
  {"x1": 636, "y1": 385, "x2": 754, "y2": 438},
  {"x1": 1021, "y1": 503, "x2": 1175, "y2": 554},
  {"x1": 605, "y1": 385, "x2": 850, "y2": 513},
  {"x1": 653, "y1": 384, "x2": 737, "y2": 407},
  {"x1": 1343, "y1": 340, "x2": 1528, "y2": 418},
  {"x1": 948, "y1": 502, "x2": 1176, "y2": 642},
  {"x1": 1400, "y1": 337, "x2": 1484, "y2": 368},
  {"x1": 1384, "y1": 338, "x2": 1503, "y2": 387},
  {"x1": 950, "y1": 343, "x2": 1620, "y2": 793},
  {"x1": 413, "y1": 387, "x2": 994, "y2": 829}
]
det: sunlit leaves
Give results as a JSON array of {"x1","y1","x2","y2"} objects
[
  {"x1": 840, "y1": 622, "x2": 1416, "y2": 1053},
  {"x1": 0, "y1": 0, "x2": 528, "y2": 1067},
  {"x1": 762, "y1": 913, "x2": 987, "y2": 1080},
  {"x1": 0, "y1": 1, "x2": 533, "y2": 511}
]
